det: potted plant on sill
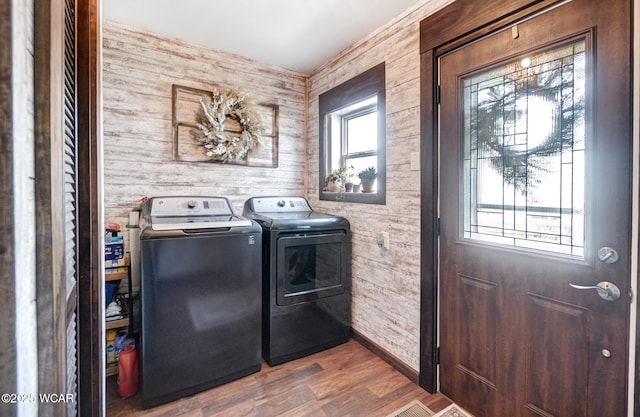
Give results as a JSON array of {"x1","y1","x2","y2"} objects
[
  {"x1": 358, "y1": 166, "x2": 377, "y2": 193},
  {"x1": 325, "y1": 166, "x2": 348, "y2": 193},
  {"x1": 343, "y1": 165, "x2": 356, "y2": 192}
]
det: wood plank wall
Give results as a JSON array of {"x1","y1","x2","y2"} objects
[
  {"x1": 102, "y1": 20, "x2": 307, "y2": 238},
  {"x1": 102, "y1": 0, "x2": 452, "y2": 376},
  {"x1": 307, "y1": 0, "x2": 452, "y2": 371}
]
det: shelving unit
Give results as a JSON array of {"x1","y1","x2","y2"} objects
[{"x1": 105, "y1": 264, "x2": 132, "y2": 377}]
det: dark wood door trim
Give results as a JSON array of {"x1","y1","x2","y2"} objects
[
  {"x1": 76, "y1": 0, "x2": 102, "y2": 415},
  {"x1": 418, "y1": 0, "x2": 572, "y2": 56},
  {"x1": 418, "y1": 48, "x2": 438, "y2": 392}
]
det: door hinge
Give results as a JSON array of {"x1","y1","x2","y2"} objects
[
  {"x1": 436, "y1": 217, "x2": 441, "y2": 236},
  {"x1": 435, "y1": 346, "x2": 440, "y2": 365},
  {"x1": 436, "y1": 85, "x2": 441, "y2": 105}
]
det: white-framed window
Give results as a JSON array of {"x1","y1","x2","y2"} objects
[{"x1": 328, "y1": 96, "x2": 378, "y2": 190}]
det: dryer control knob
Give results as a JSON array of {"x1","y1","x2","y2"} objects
[
  {"x1": 187, "y1": 200, "x2": 197, "y2": 209},
  {"x1": 277, "y1": 199, "x2": 286, "y2": 207}
]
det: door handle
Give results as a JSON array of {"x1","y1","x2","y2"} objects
[{"x1": 569, "y1": 281, "x2": 621, "y2": 301}]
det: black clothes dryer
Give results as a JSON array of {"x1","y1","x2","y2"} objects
[{"x1": 243, "y1": 196, "x2": 351, "y2": 365}]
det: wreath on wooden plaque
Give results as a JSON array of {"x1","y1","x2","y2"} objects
[{"x1": 190, "y1": 89, "x2": 264, "y2": 162}]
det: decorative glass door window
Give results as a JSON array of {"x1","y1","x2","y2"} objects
[{"x1": 461, "y1": 39, "x2": 586, "y2": 256}]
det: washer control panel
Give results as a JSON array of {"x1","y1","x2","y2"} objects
[{"x1": 150, "y1": 196, "x2": 233, "y2": 217}]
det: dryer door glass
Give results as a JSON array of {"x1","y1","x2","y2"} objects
[{"x1": 276, "y1": 232, "x2": 347, "y2": 305}]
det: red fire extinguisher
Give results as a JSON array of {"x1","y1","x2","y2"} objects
[{"x1": 118, "y1": 342, "x2": 138, "y2": 398}]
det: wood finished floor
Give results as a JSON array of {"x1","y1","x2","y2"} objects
[{"x1": 106, "y1": 339, "x2": 451, "y2": 417}]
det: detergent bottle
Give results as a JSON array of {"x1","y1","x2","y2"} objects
[{"x1": 117, "y1": 341, "x2": 138, "y2": 398}]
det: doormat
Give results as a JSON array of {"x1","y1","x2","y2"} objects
[
  {"x1": 385, "y1": 400, "x2": 434, "y2": 417},
  {"x1": 431, "y1": 404, "x2": 474, "y2": 417}
]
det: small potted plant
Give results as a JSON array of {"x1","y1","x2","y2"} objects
[
  {"x1": 328, "y1": 166, "x2": 348, "y2": 193},
  {"x1": 333, "y1": 166, "x2": 348, "y2": 185},
  {"x1": 324, "y1": 173, "x2": 342, "y2": 192},
  {"x1": 344, "y1": 165, "x2": 355, "y2": 192},
  {"x1": 358, "y1": 166, "x2": 377, "y2": 193}
]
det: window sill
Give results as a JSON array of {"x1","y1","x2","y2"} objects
[{"x1": 320, "y1": 190, "x2": 385, "y2": 205}]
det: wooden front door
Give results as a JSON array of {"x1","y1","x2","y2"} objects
[{"x1": 438, "y1": 1, "x2": 632, "y2": 416}]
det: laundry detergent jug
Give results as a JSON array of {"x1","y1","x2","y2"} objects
[{"x1": 117, "y1": 343, "x2": 138, "y2": 398}]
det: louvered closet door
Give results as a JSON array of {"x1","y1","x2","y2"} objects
[
  {"x1": 35, "y1": 0, "x2": 81, "y2": 415},
  {"x1": 63, "y1": 1, "x2": 79, "y2": 415}
]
